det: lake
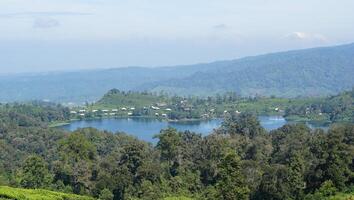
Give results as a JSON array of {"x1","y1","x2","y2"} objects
[{"x1": 61, "y1": 116, "x2": 328, "y2": 143}]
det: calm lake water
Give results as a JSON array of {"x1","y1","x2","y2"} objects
[{"x1": 61, "y1": 116, "x2": 328, "y2": 143}]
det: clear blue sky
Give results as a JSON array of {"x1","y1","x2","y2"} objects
[{"x1": 1, "y1": 0, "x2": 354, "y2": 74}]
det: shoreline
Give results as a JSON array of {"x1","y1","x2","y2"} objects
[
  {"x1": 49, "y1": 116, "x2": 219, "y2": 128},
  {"x1": 49, "y1": 115, "x2": 344, "y2": 129}
]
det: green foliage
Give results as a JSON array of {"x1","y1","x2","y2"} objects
[
  {"x1": 19, "y1": 155, "x2": 52, "y2": 189},
  {"x1": 215, "y1": 152, "x2": 250, "y2": 200},
  {"x1": 163, "y1": 197, "x2": 195, "y2": 200},
  {"x1": 155, "y1": 128, "x2": 182, "y2": 173},
  {"x1": 137, "y1": 180, "x2": 161, "y2": 200},
  {"x1": 304, "y1": 181, "x2": 338, "y2": 200},
  {"x1": 56, "y1": 132, "x2": 97, "y2": 194},
  {"x1": 0, "y1": 186, "x2": 94, "y2": 200},
  {"x1": 288, "y1": 153, "x2": 305, "y2": 199},
  {"x1": 285, "y1": 89, "x2": 354, "y2": 123},
  {"x1": 1, "y1": 101, "x2": 354, "y2": 200},
  {"x1": 99, "y1": 188, "x2": 113, "y2": 200},
  {"x1": 256, "y1": 164, "x2": 292, "y2": 200},
  {"x1": 220, "y1": 112, "x2": 266, "y2": 138}
]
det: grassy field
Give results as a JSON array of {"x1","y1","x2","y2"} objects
[
  {"x1": 0, "y1": 186, "x2": 94, "y2": 200},
  {"x1": 0, "y1": 186, "x2": 352, "y2": 200},
  {"x1": 328, "y1": 192, "x2": 354, "y2": 200}
]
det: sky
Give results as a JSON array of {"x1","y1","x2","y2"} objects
[{"x1": 1, "y1": 0, "x2": 354, "y2": 74}]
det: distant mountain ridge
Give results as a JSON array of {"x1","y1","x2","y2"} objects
[
  {"x1": 144, "y1": 43, "x2": 354, "y2": 97},
  {"x1": 0, "y1": 43, "x2": 353, "y2": 103}
]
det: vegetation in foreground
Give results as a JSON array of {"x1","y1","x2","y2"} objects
[
  {"x1": 0, "y1": 186, "x2": 93, "y2": 200},
  {"x1": 0, "y1": 101, "x2": 353, "y2": 200}
]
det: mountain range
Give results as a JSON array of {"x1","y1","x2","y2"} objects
[{"x1": 1, "y1": 43, "x2": 353, "y2": 103}]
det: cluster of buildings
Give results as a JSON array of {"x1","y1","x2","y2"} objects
[{"x1": 70, "y1": 105, "x2": 174, "y2": 118}]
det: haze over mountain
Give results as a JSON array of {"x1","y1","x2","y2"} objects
[{"x1": 0, "y1": 43, "x2": 353, "y2": 103}]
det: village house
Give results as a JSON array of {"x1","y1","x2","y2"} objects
[
  {"x1": 156, "y1": 102, "x2": 167, "y2": 107},
  {"x1": 151, "y1": 106, "x2": 160, "y2": 110},
  {"x1": 201, "y1": 114, "x2": 210, "y2": 118}
]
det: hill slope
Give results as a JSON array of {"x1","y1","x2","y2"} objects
[
  {"x1": 144, "y1": 43, "x2": 354, "y2": 97},
  {"x1": 0, "y1": 43, "x2": 353, "y2": 102}
]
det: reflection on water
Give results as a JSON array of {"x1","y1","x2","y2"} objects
[{"x1": 60, "y1": 116, "x2": 329, "y2": 143}]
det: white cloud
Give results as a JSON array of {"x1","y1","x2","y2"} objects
[{"x1": 285, "y1": 32, "x2": 328, "y2": 42}]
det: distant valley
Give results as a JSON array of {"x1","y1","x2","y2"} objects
[{"x1": 1, "y1": 43, "x2": 354, "y2": 103}]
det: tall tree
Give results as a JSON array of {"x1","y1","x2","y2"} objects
[
  {"x1": 216, "y1": 152, "x2": 250, "y2": 200},
  {"x1": 288, "y1": 152, "x2": 305, "y2": 199},
  {"x1": 20, "y1": 155, "x2": 52, "y2": 189},
  {"x1": 220, "y1": 112, "x2": 266, "y2": 138},
  {"x1": 56, "y1": 132, "x2": 97, "y2": 194},
  {"x1": 155, "y1": 128, "x2": 182, "y2": 176}
]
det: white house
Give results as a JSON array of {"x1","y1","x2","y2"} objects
[{"x1": 151, "y1": 106, "x2": 160, "y2": 110}]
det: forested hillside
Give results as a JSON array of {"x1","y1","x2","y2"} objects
[
  {"x1": 0, "y1": 103, "x2": 353, "y2": 200},
  {"x1": 285, "y1": 89, "x2": 354, "y2": 122},
  {"x1": 0, "y1": 43, "x2": 353, "y2": 103},
  {"x1": 145, "y1": 43, "x2": 354, "y2": 97}
]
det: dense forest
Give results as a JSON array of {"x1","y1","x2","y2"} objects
[{"x1": 0, "y1": 102, "x2": 353, "y2": 199}]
